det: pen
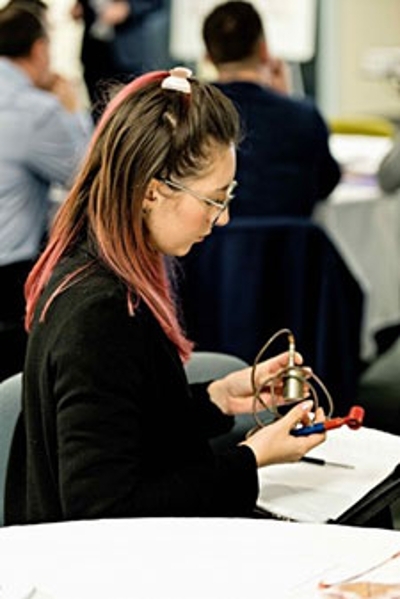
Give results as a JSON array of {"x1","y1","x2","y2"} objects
[{"x1": 301, "y1": 456, "x2": 354, "y2": 469}]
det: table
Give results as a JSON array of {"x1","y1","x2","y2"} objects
[
  {"x1": 0, "y1": 517, "x2": 399, "y2": 599},
  {"x1": 313, "y1": 134, "x2": 400, "y2": 362}
]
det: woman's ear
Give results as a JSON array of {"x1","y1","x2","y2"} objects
[
  {"x1": 144, "y1": 179, "x2": 160, "y2": 202},
  {"x1": 142, "y1": 180, "x2": 160, "y2": 215}
]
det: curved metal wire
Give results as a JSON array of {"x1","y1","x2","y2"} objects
[{"x1": 249, "y1": 328, "x2": 334, "y2": 434}]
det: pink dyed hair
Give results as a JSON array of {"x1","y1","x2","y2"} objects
[{"x1": 25, "y1": 68, "x2": 240, "y2": 361}]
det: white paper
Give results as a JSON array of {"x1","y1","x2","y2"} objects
[
  {"x1": 329, "y1": 134, "x2": 393, "y2": 175},
  {"x1": 0, "y1": 584, "x2": 53, "y2": 599},
  {"x1": 257, "y1": 426, "x2": 400, "y2": 522}
]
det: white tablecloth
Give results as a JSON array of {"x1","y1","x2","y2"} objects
[
  {"x1": 0, "y1": 517, "x2": 399, "y2": 599},
  {"x1": 314, "y1": 134, "x2": 400, "y2": 361}
]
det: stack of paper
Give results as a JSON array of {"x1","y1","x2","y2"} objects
[{"x1": 257, "y1": 426, "x2": 400, "y2": 522}]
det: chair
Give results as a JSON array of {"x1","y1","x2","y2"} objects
[
  {"x1": 185, "y1": 351, "x2": 260, "y2": 449},
  {"x1": 0, "y1": 322, "x2": 27, "y2": 383},
  {"x1": 178, "y1": 217, "x2": 364, "y2": 416},
  {"x1": 184, "y1": 351, "x2": 249, "y2": 383},
  {"x1": 357, "y1": 337, "x2": 400, "y2": 436},
  {"x1": 0, "y1": 372, "x2": 22, "y2": 526}
]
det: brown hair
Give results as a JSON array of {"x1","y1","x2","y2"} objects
[
  {"x1": 0, "y1": 3, "x2": 47, "y2": 57},
  {"x1": 203, "y1": 1, "x2": 264, "y2": 65},
  {"x1": 25, "y1": 70, "x2": 240, "y2": 360}
]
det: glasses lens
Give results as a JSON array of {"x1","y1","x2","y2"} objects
[{"x1": 162, "y1": 178, "x2": 237, "y2": 215}]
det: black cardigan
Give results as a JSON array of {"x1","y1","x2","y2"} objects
[{"x1": 5, "y1": 246, "x2": 258, "y2": 524}]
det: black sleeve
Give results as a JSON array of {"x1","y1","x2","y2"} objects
[
  {"x1": 189, "y1": 382, "x2": 235, "y2": 438},
  {"x1": 52, "y1": 291, "x2": 259, "y2": 519}
]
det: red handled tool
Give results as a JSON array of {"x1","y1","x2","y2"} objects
[{"x1": 291, "y1": 405, "x2": 365, "y2": 436}]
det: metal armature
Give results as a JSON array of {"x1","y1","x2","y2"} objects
[{"x1": 250, "y1": 328, "x2": 334, "y2": 431}]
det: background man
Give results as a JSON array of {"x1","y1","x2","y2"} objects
[
  {"x1": 0, "y1": 3, "x2": 92, "y2": 380},
  {"x1": 202, "y1": 1, "x2": 341, "y2": 218}
]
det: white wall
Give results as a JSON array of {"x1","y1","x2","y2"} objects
[
  {"x1": 170, "y1": 0, "x2": 317, "y2": 63},
  {"x1": 318, "y1": 0, "x2": 400, "y2": 120},
  {"x1": 47, "y1": 0, "x2": 83, "y2": 80}
]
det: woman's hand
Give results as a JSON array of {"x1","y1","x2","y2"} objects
[
  {"x1": 241, "y1": 401, "x2": 326, "y2": 467},
  {"x1": 207, "y1": 351, "x2": 309, "y2": 415}
]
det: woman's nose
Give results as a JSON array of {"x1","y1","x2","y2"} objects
[{"x1": 213, "y1": 208, "x2": 230, "y2": 227}]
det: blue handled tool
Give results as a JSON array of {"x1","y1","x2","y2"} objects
[{"x1": 291, "y1": 406, "x2": 365, "y2": 437}]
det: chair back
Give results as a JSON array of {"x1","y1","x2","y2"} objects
[
  {"x1": 179, "y1": 217, "x2": 364, "y2": 415},
  {"x1": 185, "y1": 351, "x2": 249, "y2": 383},
  {"x1": 0, "y1": 372, "x2": 22, "y2": 526},
  {"x1": 184, "y1": 351, "x2": 257, "y2": 450}
]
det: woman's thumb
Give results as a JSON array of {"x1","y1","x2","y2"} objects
[{"x1": 285, "y1": 399, "x2": 314, "y2": 428}]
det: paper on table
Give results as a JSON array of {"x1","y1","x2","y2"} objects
[
  {"x1": 329, "y1": 134, "x2": 393, "y2": 175},
  {"x1": 327, "y1": 133, "x2": 394, "y2": 204},
  {"x1": 318, "y1": 550, "x2": 400, "y2": 592},
  {"x1": 329, "y1": 179, "x2": 382, "y2": 203},
  {"x1": 0, "y1": 584, "x2": 53, "y2": 599},
  {"x1": 257, "y1": 426, "x2": 400, "y2": 522},
  {"x1": 289, "y1": 548, "x2": 400, "y2": 599}
]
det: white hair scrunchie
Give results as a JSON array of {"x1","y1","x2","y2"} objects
[{"x1": 161, "y1": 66, "x2": 193, "y2": 94}]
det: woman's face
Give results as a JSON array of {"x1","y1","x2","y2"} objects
[{"x1": 144, "y1": 143, "x2": 237, "y2": 256}]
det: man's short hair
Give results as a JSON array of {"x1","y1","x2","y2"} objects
[
  {"x1": 7, "y1": 0, "x2": 48, "y2": 17},
  {"x1": 0, "y1": 4, "x2": 47, "y2": 58},
  {"x1": 202, "y1": 1, "x2": 264, "y2": 65}
]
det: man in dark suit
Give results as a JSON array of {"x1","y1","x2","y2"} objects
[{"x1": 202, "y1": 1, "x2": 341, "y2": 217}]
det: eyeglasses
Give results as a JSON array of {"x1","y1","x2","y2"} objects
[{"x1": 160, "y1": 177, "x2": 237, "y2": 217}]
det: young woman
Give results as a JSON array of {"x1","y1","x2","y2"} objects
[{"x1": 5, "y1": 67, "x2": 325, "y2": 524}]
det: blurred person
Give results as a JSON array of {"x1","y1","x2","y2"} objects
[
  {"x1": 70, "y1": 0, "x2": 118, "y2": 116},
  {"x1": 71, "y1": 0, "x2": 171, "y2": 119},
  {"x1": 377, "y1": 134, "x2": 400, "y2": 194},
  {"x1": 5, "y1": 66, "x2": 325, "y2": 525},
  {"x1": 109, "y1": 0, "x2": 171, "y2": 75},
  {"x1": 202, "y1": 1, "x2": 341, "y2": 218},
  {"x1": 0, "y1": 4, "x2": 93, "y2": 381}
]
